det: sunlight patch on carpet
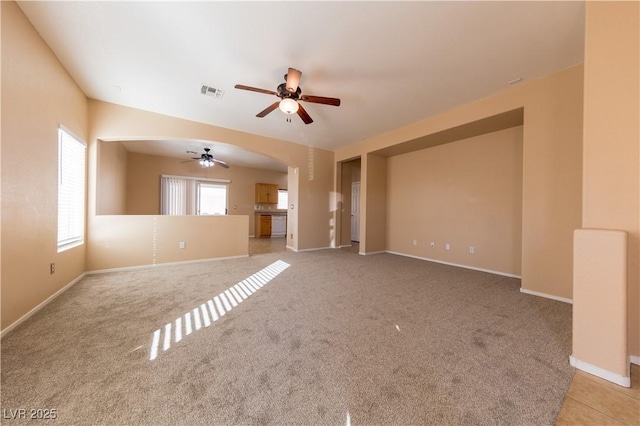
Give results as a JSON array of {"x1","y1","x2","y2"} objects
[{"x1": 149, "y1": 260, "x2": 290, "y2": 361}]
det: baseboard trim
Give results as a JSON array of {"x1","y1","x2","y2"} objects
[
  {"x1": 359, "y1": 250, "x2": 386, "y2": 256},
  {"x1": 520, "y1": 288, "x2": 573, "y2": 304},
  {"x1": 87, "y1": 255, "x2": 249, "y2": 275},
  {"x1": 385, "y1": 251, "x2": 522, "y2": 279},
  {"x1": 1, "y1": 273, "x2": 86, "y2": 339},
  {"x1": 570, "y1": 356, "x2": 631, "y2": 388},
  {"x1": 289, "y1": 246, "x2": 332, "y2": 253},
  {"x1": 631, "y1": 355, "x2": 640, "y2": 366}
]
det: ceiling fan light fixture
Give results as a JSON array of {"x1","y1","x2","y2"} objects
[
  {"x1": 279, "y1": 98, "x2": 299, "y2": 114},
  {"x1": 199, "y1": 158, "x2": 214, "y2": 168}
]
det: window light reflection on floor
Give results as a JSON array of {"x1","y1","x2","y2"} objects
[{"x1": 149, "y1": 260, "x2": 290, "y2": 361}]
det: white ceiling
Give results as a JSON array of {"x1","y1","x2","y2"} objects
[{"x1": 18, "y1": 1, "x2": 584, "y2": 170}]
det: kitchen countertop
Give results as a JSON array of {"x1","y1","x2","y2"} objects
[{"x1": 254, "y1": 210, "x2": 288, "y2": 215}]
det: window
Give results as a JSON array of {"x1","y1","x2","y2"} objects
[
  {"x1": 57, "y1": 127, "x2": 86, "y2": 251},
  {"x1": 277, "y1": 189, "x2": 288, "y2": 210},
  {"x1": 197, "y1": 183, "x2": 227, "y2": 215},
  {"x1": 160, "y1": 175, "x2": 229, "y2": 215}
]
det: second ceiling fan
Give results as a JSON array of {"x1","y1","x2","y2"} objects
[{"x1": 235, "y1": 68, "x2": 340, "y2": 124}]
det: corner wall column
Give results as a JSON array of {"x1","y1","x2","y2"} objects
[
  {"x1": 573, "y1": 1, "x2": 640, "y2": 384},
  {"x1": 360, "y1": 153, "x2": 387, "y2": 254}
]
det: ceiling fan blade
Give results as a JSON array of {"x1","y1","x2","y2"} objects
[
  {"x1": 212, "y1": 159, "x2": 230, "y2": 169},
  {"x1": 234, "y1": 84, "x2": 277, "y2": 96},
  {"x1": 256, "y1": 102, "x2": 280, "y2": 118},
  {"x1": 285, "y1": 68, "x2": 302, "y2": 93},
  {"x1": 297, "y1": 103, "x2": 313, "y2": 124},
  {"x1": 300, "y1": 95, "x2": 341, "y2": 107},
  {"x1": 180, "y1": 159, "x2": 198, "y2": 163}
]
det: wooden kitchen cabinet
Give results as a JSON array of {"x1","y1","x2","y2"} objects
[
  {"x1": 256, "y1": 214, "x2": 272, "y2": 237},
  {"x1": 255, "y1": 183, "x2": 279, "y2": 204}
]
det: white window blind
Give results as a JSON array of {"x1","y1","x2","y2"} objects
[
  {"x1": 57, "y1": 127, "x2": 86, "y2": 251},
  {"x1": 161, "y1": 176, "x2": 196, "y2": 215}
]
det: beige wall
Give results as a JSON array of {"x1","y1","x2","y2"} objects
[
  {"x1": 362, "y1": 153, "x2": 387, "y2": 253},
  {"x1": 296, "y1": 147, "x2": 335, "y2": 250},
  {"x1": 97, "y1": 141, "x2": 128, "y2": 215},
  {"x1": 336, "y1": 65, "x2": 583, "y2": 301},
  {"x1": 1, "y1": 1, "x2": 88, "y2": 330},
  {"x1": 577, "y1": 1, "x2": 639, "y2": 369},
  {"x1": 87, "y1": 215, "x2": 248, "y2": 272},
  {"x1": 387, "y1": 126, "x2": 523, "y2": 276}
]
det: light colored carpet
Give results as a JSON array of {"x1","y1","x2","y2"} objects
[{"x1": 1, "y1": 250, "x2": 573, "y2": 425}]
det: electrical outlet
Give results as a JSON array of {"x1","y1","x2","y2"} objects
[
  {"x1": 445, "y1": 243, "x2": 451, "y2": 251},
  {"x1": 430, "y1": 242, "x2": 435, "y2": 248},
  {"x1": 412, "y1": 240, "x2": 417, "y2": 246},
  {"x1": 50, "y1": 263, "x2": 55, "y2": 274},
  {"x1": 179, "y1": 242, "x2": 186, "y2": 249},
  {"x1": 469, "y1": 246, "x2": 475, "y2": 254}
]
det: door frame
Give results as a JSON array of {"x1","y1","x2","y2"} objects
[{"x1": 351, "y1": 181, "x2": 361, "y2": 242}]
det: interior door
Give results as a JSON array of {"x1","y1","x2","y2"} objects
[{"x1": 351, "y1": 182, "x2": 360, "y2": 242}]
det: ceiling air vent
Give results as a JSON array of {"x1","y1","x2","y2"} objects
[{"x1": 201, "y1": 85, "x2": 224, "y2": 99}]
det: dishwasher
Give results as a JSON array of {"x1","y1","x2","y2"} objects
[{"x1": 271, "y1": 215, "x2": 286, "y2": 238}]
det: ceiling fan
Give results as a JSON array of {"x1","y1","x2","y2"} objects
[
  {"x1": 182, "y1": 148, "x2": 229, "y2": 169},
  {"x1": 235, "y1": 68, "x2": 341, "y2": 124}
]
